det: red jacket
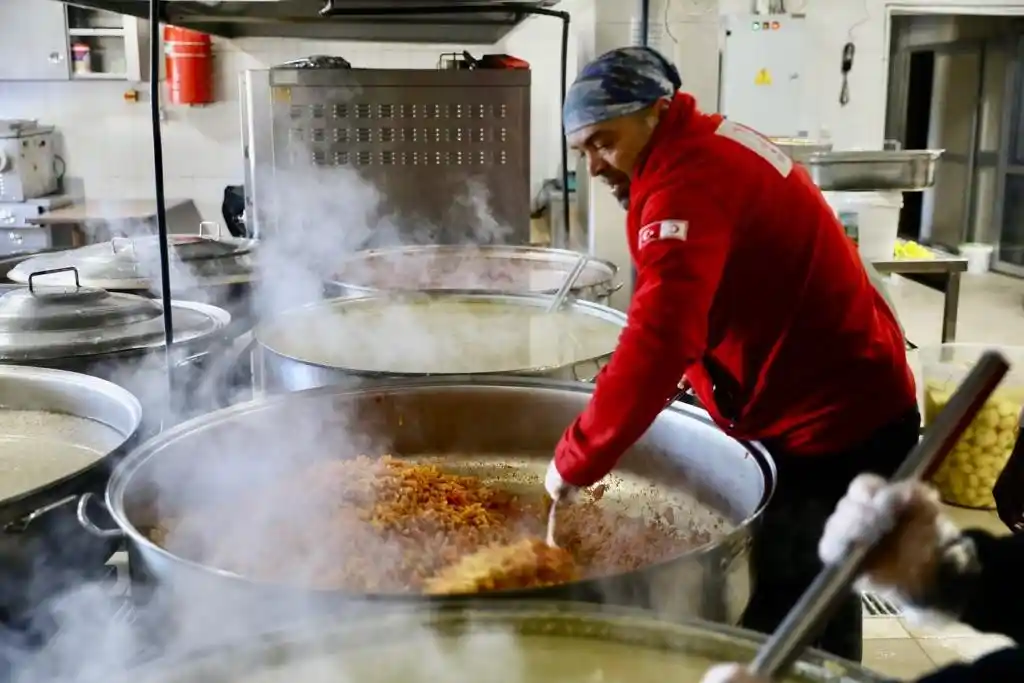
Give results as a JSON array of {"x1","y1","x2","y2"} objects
[{"x1": 554, "y1": 93, "x2": 916, "y2": 487}]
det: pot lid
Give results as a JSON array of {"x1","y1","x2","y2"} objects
[
  {"x1": 0, "y1": 270, "x2": 230, "y2": 361},
  {"x1": 7, "y1": 225, "x2": 257, "y2": 291}
]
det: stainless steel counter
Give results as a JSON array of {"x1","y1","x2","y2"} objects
[{"x1": 871, "y1": 248, "x2": 967, "y2": 343}]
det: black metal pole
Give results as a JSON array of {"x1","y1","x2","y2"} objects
[
  {"x1": 149, "y1": 0, "x2": 176, "y2": 405},
  {"x1": 638, "y1": 0, "x2": 650, "y2": 47},
  {"x1": 320, "y1": 2, "x2": 572, "y2": 249}
]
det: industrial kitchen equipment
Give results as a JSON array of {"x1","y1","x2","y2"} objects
[
  {"x1": 0, "y1": 120, "x2": 59, "y2": 203},
  {"x1": 240, "y1": 60, "x2": 531, "y2": 244},
  {"x1": 78, "y1": 377, "x2": 775, "y2": 625},
  {"x1": 327, "y1": 245, "x2": 620, "y2": 304}
]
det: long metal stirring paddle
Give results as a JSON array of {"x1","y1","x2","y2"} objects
[
  {"x1": 544, "y1": 253, "x2": 591, "y2": 547},
  {"x1": 545, "y1": 254, "x2": 588, "y2": 314},
  {"x1": 747, "y1": 350, "x2": 1010, "y2": 679}
]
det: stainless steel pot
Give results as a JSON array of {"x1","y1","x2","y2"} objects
[
  {"x1": 126, "y1": 603, "x2": 880, "y2": 683},
  {"x1": 0, "y1": 364, "x2": 142, "y2": 527},
  {"x1": 253, "y1": 293, "x2": 627, "y2": 393},
  {"x1": 0, "y1": 365, "x2": 142, "y2": 622},
  {"x1": 79, "y1": 377, "x2": 775, "y2": 625},
  {"x1": 0, "y1": 267, "x2": 232, "y2": 429},
  {"x1": 326, "y1": 245, "x2": 621, "y2": 305},
  {"x1": 6, "y1": 224, "x2": 258, "y2": 336}
]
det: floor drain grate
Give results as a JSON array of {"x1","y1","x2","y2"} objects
[{"x1": 862, "y1": 591, "x2": 903, "y2": 617}]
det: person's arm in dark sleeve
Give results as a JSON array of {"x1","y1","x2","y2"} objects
[
  {"x1": 931, "y1": 530, "x2": 1024, "y2": 641},
  {"x1": 553, "y1": 189, "x2": 732, "y2": 487},
  {"x1": 911, "y1": 647, "x2": 1024, "y2": 683}
]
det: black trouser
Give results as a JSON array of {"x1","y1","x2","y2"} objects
[{"x1": 740, "y1": 409, "x2": 922, "y2": 662}]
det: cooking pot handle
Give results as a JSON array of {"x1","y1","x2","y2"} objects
[
  {"x1": 76, "y1": 493, "x2": 124, "y2": 539},
  {"x1": 198, "y1": 221, "x2": 223, "y2": 240}
]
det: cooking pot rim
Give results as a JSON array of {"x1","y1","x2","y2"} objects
[
  {"x1": 0, "y1": 365, "x2": 143, "y2": 524},
  {"x1": 330, "y1": 245, "x2": 619, "y2": 293},
  {"x1": 253, "y1": 293, "x2": 628, "y2": 376},
  {"x1": 123, "y1": 601, "x2": 882, "y2": 683},
  {"x1": 101, "y1": 376, "x2": 777, "y2": 596}
]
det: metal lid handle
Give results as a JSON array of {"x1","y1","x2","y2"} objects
[
  {"x1": 27, "y1": 266, "x2": 80, "y2": 293},
  {"x1": 111, "y1": 236, "x2": 136, "y2": 256},
  {"x1": 199, "y1": 221, "x2": 222, "y2": 240}
]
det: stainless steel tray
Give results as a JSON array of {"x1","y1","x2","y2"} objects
[
  {"x1": 770, "y1": 138, "x2": 833, "y2": 163},
  {"x1": 805, "y1": 150, "x2": 944, "y2": 191}
]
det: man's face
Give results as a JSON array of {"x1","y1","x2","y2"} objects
[{"x1": 568, "y1": 101, "x2": 667, "y2": 210}]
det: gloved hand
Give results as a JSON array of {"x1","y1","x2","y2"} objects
[
  {"x1": 818, "y1": 473, "x2": 962, "y2": 609},
  {"x1": 699, "y1": 664, "x2": 768, "y2": 683},
  {"x1": 544, "y1": 458, "x2": 580, "y2": 501}
]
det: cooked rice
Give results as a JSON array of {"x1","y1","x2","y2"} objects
[{"x1": 148, "y1": 455, "x2": 706, "y2": 593}]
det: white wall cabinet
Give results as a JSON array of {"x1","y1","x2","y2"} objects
[
  {"x1": 0, "y1": 1, "x2": 142, "y2": 82},
  {"x1": 0, "y1": 0, "x2": 71, "y2": 81}
]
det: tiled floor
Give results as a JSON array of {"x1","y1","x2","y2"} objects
[{"x1": 859, "y1": 271, "x2": 1022, "y2": 679}]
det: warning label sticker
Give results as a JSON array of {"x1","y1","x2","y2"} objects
[{"x1": 754, "y1": 68, "x2": 772, "y2": 86}]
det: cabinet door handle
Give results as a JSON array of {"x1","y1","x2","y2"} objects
[{"x1": 48, "y1": 52, "x2": 64, "y2": 63}]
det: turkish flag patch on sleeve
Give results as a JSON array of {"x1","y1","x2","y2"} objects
[{"x1": 639, "y1": 220, "x2": 689, "y2": 249}]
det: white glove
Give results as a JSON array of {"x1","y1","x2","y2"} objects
[
  {"x1": 700, "y1": 664, "x2": 768, "y2": 683},
  {"x1": 544, "y1": 459, "x2": 579, "y2": 501},
  {"x1": 818, "y1": 473, "x2": 961, "y2": 622}
]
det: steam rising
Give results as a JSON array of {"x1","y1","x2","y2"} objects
[{"x1": 4, "y1": 154, "x2": 552, "y2": 682}]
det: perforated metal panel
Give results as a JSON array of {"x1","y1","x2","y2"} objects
[{"x1": 242, "y1": 68, "x2": 531, "y2": 244}]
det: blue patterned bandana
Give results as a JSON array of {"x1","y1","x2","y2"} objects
[{"x1": 563, "y1": 47, "x2": 682, "y2": 136}]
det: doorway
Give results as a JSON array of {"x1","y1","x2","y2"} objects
[
  {"x1": 898, "y1": 51, "x2": 935, "y2": 240},
  {"x1": 885, "y1": 14, "x2": 1013, "y2": 252}
]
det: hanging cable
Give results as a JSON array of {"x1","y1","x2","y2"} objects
[
  {"x1": 840, "y1": 42, "x2": 855, "y2": 106},
  {"x1": 149, "y1": 0, "x2": 176, "y2": 406},
  {"x1": 319, "y1": 2, "x2": 571, "y2": 248}
]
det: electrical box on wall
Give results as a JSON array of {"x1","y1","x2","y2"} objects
[{"x1": 719, "y1": 14, "x2": 809, "y2": 137}]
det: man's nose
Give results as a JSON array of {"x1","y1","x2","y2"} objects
[{"x1": 586, "y1": 152, "x2": 605, "y2": 178}]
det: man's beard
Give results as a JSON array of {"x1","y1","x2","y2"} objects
[{"x1": 600, "y1": 173, "x2": 631, "y2": 210}]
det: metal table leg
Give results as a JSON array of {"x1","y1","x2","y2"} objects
[{"x1": 941, "y1": 272, "x2": 962, "y2": 343}]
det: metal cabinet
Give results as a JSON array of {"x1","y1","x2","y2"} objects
[{"x1": 0, "y1": 0, "x2": 70, "y2": 81}]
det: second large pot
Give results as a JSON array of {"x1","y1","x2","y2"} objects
[
  {"x1": 80, "y1": 378, "x2": 775, "y2": 625},
  {"x1": 253, "y1": 292, "x2": 627, "y2": 393}
]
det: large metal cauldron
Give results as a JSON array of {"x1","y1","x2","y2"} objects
[
  {"x1": 124, "y1": 603, "x2": 881, "y2": 683},
  {"x1": 326, "y1": 245, "x2": 621, "y2": 305},
  {"x1": 253, "y1": 293, "x2": 627, "y2": 393},
  {"x1": 0, "y1": 269, "x2": 231, "y2": 431},
  {"x1": 6, "y1": 225, "x2": 257, "y2": 338},
  {"x1": 79, "y1": 378, "x2": 775, "y2": 625},
  {"x1": 0, "y1": 365, "x2": 141, "y2": 620}
]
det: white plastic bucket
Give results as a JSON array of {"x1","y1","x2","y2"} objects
[
  {"x1": 958, "y1": 242, "x2": 994, "y2": 275},
  {"x1": 824, "y1": 191, "x2": 903, "y2": 262}
]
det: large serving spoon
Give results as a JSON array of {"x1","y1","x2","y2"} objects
[{"x1": 747, "y1": 350, "x2": 1010, "y2": 679}]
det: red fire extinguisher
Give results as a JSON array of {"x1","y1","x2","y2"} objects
[{"x1": 163, "y1": 26, "x2": 213, "y2": 105}]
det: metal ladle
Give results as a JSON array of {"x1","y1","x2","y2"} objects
[
  {"x1": 544, "y1": 253, "x2": 590, "y2": 546},
  {"x1": 748, "y1": 350, "x2": 1010, "y2": 679},
  {"x1": 545, "y1": 253, "x2": 588, "y2": 314}
]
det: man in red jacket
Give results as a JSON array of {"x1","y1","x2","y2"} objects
[{"x1": 545, "y1": 46, "x2": 920, "y2": 661}]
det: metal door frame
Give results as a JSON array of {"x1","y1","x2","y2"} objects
[
  {"x1": 992, "y1": 33, "x2": 1024, "y2": 276},
  {"x1": 886, "y1": 38, "x2": 986, "y2": 248}
]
